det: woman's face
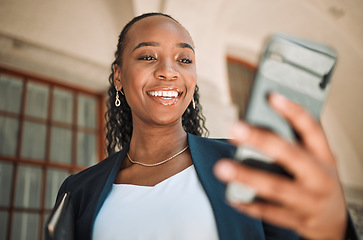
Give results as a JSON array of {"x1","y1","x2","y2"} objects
[{"x1": 114, "y1": 16, "x2": 197, "y2": 128}]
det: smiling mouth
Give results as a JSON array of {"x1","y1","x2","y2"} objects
[{"x1": 147, "y1": 90, "x2": 182, "y2": 105}]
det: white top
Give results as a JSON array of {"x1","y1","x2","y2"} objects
[{"x1": 92, "y1": 165, "x2": 219, "y2": 240}]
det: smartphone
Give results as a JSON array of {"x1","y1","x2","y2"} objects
[{"x1": 226, "y1": 33, "x2": 337, "y2": 203}]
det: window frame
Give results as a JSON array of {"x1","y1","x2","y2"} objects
[
  {"x1": 0, "y1": 65, "x2": 106, "y2": 240},
  {"x1": 226, "y1": 56, "x2": 257, "y2": 119}
]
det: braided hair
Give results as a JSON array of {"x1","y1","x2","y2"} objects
[{"x1": 105, "y1": 12, "x2": 208, "y2": 156}]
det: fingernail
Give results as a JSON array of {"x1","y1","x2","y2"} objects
[
  {"x1": 269, "y1": 92, "x2": 288, "y2": 109},
  {"x1": 214, "y1": 161, "x2": 236, "y2": 180},
  {"x1": 230, "y1": 122, "x2": 250, "y2": 140},
  {"x1": 226, "y1": 182, "x2": 256, "y2": 203}
]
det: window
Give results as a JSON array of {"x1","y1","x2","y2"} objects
[
  {"x1": 0, "y1": 67, "x2": 104, "y2": 240},
  {"x1": 226, "y1": 56, "x2": 256, "y2": 119}
]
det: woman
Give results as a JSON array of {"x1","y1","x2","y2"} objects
[{"x1": 56, "y1": 12, "x2": 357, "y2": 239}]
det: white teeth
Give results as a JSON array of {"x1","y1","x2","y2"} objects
[{"x1": 148, "y1": 91, "x2": 179, "y2": 97}]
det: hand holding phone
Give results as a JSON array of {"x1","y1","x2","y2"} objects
[
  {"x1": 226, "y1": 33, "x2": 337, "y2": 203},
  {"x1": 214, "y1": 36, "x2": 349, "y2": 238},
  {"x1": 214, "y1": 96, "x2": 349, "y2": 240}
]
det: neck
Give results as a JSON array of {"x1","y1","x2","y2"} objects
[{"x1": 128, "y1": 121, "x2": 188, "y2": 164}]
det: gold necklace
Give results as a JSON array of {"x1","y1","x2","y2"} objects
[{"x1": 127, "y1": 145, "x2": 189, "y2": 167}]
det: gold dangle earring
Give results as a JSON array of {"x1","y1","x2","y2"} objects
[
  {"x1": 115, "y1": 88, "x2": 121, "y2": 107},
  {"x1": 192, "y1": 98, "x2": 196, "y2": 110}
]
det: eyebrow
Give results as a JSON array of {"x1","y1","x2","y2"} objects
[
  {"x1": 132, "y1": 41, "x2": 195, "y2": 53},
  {"x1": 133, "y1": 42, "x2": 159, "y2": 52},
  {"x1": 177, "y1": 43, "x2": 195, "y2": 53}
]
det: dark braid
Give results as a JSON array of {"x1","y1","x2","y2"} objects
[
  {"x1": 182, "y1": 85, "x2": 207, "y2": 136},
  {"x1": 105, "y1": 12, "x2": 208, "y2": 156}
]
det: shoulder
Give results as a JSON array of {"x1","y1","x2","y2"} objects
[
  {"x1": 58, "y1": 151, "x2": 122, "y2": 195},
  {"x1": 188, "y1": 133, "x2": 236, "y2": 158},
  {"x1": 55, "y1": 150, "x2": 125, "y2": 220}
]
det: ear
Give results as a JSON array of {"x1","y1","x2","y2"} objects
[{"x1": 113, "y1": 65, "x2": 122, "y2": 91}]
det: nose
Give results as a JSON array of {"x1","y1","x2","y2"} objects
[{"x1": 154, "y1": 58, "x2": 179, "y2": 80}]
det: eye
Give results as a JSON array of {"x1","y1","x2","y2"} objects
[
  {"x1": 178, "y1": 58, "x2": 193, "y2": 64},
  {"x1": 139, "y1": 55, "x2": 156, "y2": 61}
]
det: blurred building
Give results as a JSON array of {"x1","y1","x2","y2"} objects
[{"x1": 0, "y1": 0, "x2": 362, "y2": 239}]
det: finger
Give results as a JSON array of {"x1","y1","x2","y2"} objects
[
  {"x1": 268, "y1": 93, "x2": 335, "y2": 165},
  {"x1": 214, "y1": 160, "x2": 317, "y2": 214},
  {"x1": 228, "y1": 122, "x2": 319, "y2": 180}
]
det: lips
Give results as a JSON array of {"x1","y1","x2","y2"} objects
[{"x1": 147, "y1": 88, "x2": 182, "y2": 106}]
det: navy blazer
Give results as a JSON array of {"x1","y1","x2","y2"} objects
[{"x1": 57, "y1": 133, "x2": 301, "y2": 239}]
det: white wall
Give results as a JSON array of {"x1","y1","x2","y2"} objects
[{"x1": 0, "y1": 0, "x2": 134, "y2": 90}]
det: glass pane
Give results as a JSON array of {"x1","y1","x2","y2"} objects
[
  {"x1": 0, "y1": 211, "x2": 9, "y2": 240},
  {"x1": 25, "y1": 82, "x2": 49, "y2": 119},
  {"x1": 0, "y1": 74, "x2": 24, "y2": 113},
  {"x1": 77, "y1": 95, "x2": 97, "y2": 128},
  {"x1": 50, "y1": 127, "x2": 72, "y2": 164},
  {"x1": 0, "y1": 116, "x2": 19, "y2": 156},
  {"x1": 14, "y1": 165, "x2": 42, "y2": 208},
  {"x1": 45, "y1": 168, "x2": 69, "y2": 208},
  {"x1": 52, "y1": 88, "x2": 73, "y2": 124},
  {"x1": 0, "y1": 161, "x2": 14, "y2": 206},
  {"x1": 77, "y1": 132, "x2": 97, "y2": 166},
  {"x1": 11, "y1": 212, "x2": 39, "y2": 240},
  {"x1": 21, "y1": 121, "x2": 46, "y2": 160}
]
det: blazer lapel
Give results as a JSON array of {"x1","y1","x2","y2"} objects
[{"x1": 188, "y1": 133, "x2": 265, "y2": 240}]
